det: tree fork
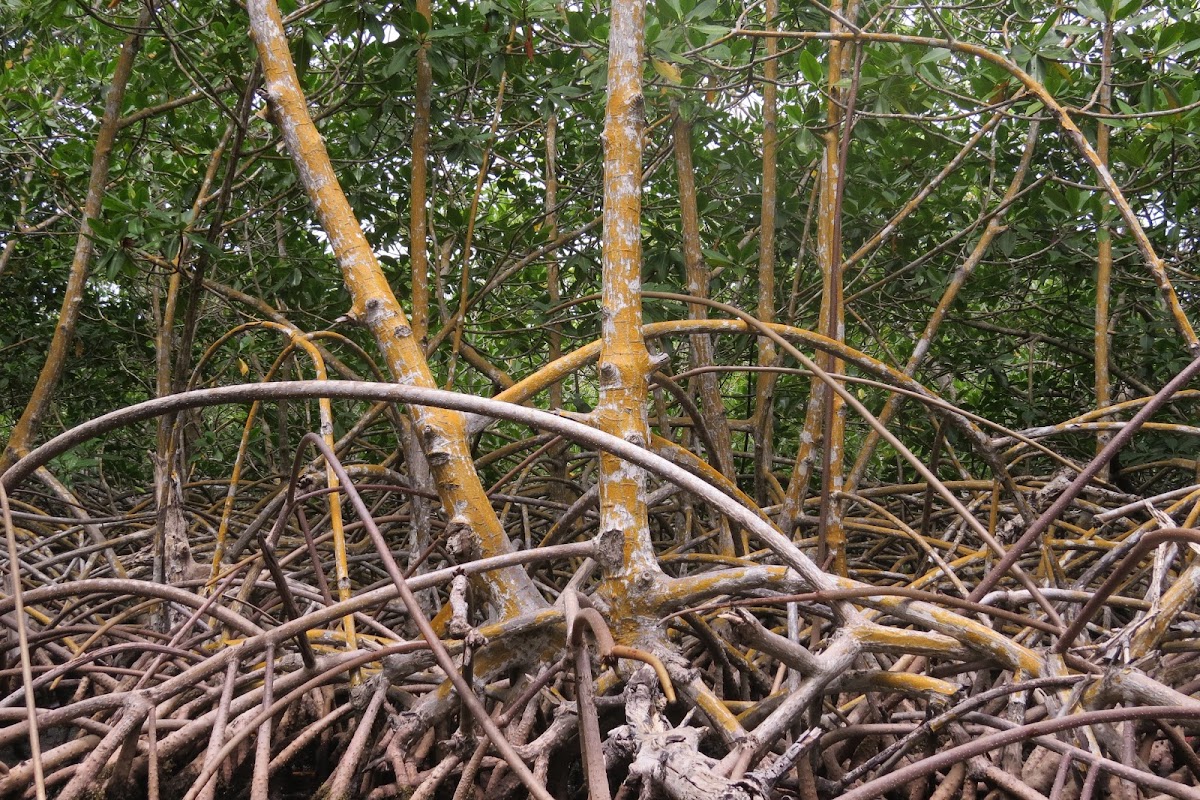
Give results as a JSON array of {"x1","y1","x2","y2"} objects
[{"x1": 246, "y1": 0, "x2": 543, "y2": 618}]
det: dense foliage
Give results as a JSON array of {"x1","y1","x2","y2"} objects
[
  {"x1": 2, "y1": 0, "x2": 1200, "y2": 798},
  {"x1": 3, "y1": 0, "x2": 1195, "y2": 479}
]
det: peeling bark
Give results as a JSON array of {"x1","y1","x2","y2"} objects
[{"x1": 595, "y1": 0, "x2": 660, "y2": 608}]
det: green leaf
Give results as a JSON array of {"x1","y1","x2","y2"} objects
[
  {"x1": 685, "y1": 0, "x2": 717, "y2": 21},
  {"x1": 385, "y1": 48, "x2": 410, "y2": 77},
  {"x1": 566, "y1": 10, "x2": 588, "y2": 41},
  {"x1": 427, "y1": 26, "x2": 469, "y2": 38},
  {"x1": 917, "y1": 47, "x2": 951, "y2": 64},
  {"x1": 799, "y1": 49, "x2": 823, "y2": 85},
  {"x1": 1075, "y1": 0, "x2": 1106, "y2": 22},
  {"x1": 1113, "y1": 0, "x2": 1142, "y2": 19}
]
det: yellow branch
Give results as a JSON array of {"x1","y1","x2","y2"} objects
[{"x1": 247, "y1": 0, "x2": 543, "y2": 617}]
